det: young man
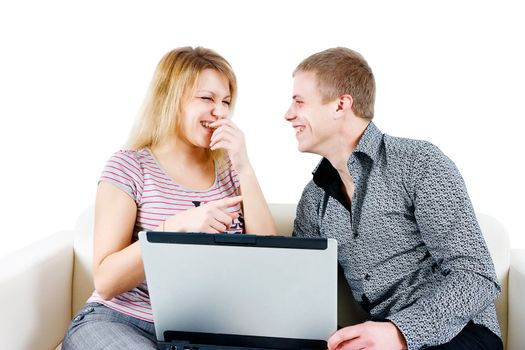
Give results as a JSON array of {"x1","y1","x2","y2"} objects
[{"x1": 284, "y1": 47, "x2": 502, "y2": 350}]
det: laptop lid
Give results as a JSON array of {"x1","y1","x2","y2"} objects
[{"x1": 139, "y1": 232, "x2": 337, "y2": 348}]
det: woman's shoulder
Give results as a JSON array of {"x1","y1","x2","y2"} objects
[
  {"x1": 107, "y1": 148, "x2": 153, "y2": 165},
  {"x1": 100, "y1": 149, "x2": 152, "y2": 201},
  {"x1": 101, "y1": 149, "x2": 156, "y2": 181}
]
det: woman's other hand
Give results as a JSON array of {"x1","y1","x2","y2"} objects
[{"x1": 164, "y1": 196, "x2": 242, "y2": 233}]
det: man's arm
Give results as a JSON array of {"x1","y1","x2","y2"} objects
[
  {"x1": 293, "y1": 180, "x2": 322, "y2": 238},
  {"x1": 386, "y1": 142, "x2": 500, "y2": 349}
]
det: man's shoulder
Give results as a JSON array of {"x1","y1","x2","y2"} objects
[
  {"x1": 297, "y1": 179, "x2": 325, "y2": 208},
  {"x1": 302, "y1": 179, "x2": 324, "y2": 196},
  {"x1": 383, "y1": 134, "x2": 434, "y2": 151},
  {"x1": 382, "y1": 134, "x2": 442, "y2": 161}
]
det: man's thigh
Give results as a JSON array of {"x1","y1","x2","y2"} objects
[{"x1": 428, "y1": 322, "x2": 502, "y2": 350}]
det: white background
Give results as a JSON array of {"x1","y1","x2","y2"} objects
[{"x1": 1, "y1": 0, "x2": 524, "y2": 257}]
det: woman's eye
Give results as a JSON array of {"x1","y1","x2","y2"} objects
[
  {"x1": 201, "y1": 96, "x2": 213, "y2": 101},
  {"x1": 222, "y1": 100, "x2": 231, "y2": 106}
]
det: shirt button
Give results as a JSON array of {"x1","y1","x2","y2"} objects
[{"x1": 364, "y1": 274, "x2": 371, "y2": 281}]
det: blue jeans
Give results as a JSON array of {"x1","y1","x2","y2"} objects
[{"x1": 62, "y1": 302, "x2": 157, "y2": 350}]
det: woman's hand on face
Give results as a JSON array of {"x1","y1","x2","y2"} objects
[
  {"x1": 164, "y1": 196, "x2": 242, "y2": 234},
  {"x1": 209, "y1": 119, "x2": 251, "y2": 174}
]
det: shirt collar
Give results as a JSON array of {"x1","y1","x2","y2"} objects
[
  {"x1": 312, "y1": 121, "x2": 383, "y2": 183},
  {"x1": 352, "y1": 121, "x2": 383, "y2": 164},
  {"x1": 312, "y1": 157, "x2": 338, "y2": 189}
]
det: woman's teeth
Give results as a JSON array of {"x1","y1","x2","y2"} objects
[
  {"x1": 200, "y1": 121, "x2": 216, "y2": 129},
  {"x1": 296, "y1": 126, "x2": 305, "y2": 134}
]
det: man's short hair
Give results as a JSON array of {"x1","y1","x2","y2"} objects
[{"x1": 294, "y1": 47, "x2": 375, "y2": 120}]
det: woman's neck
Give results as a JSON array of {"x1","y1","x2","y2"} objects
[
  {"x1": 151, "y1": 137, "x2": 211, "y2": 167},
  {"x1": 150, "y1": 136, "x2": 216, "y2": 190}
]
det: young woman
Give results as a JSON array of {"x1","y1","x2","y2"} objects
[{"x1": 62, "y1": 47, "x2": 277, "y2": 349}]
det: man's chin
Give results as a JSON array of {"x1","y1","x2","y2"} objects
[{"x1": 297, "y1": 143, "x2": 312, "y2": 154}]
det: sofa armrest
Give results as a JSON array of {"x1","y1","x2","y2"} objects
[
  {"x1": 0, "y1": 231, "x2": 74, "y2": 350},
  {"x1": 508, "y1": 249, "x2": 525, "y2": 350}
]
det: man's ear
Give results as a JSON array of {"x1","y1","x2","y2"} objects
[{"x1": 334, "y1": 94, "x2": 353, "y2": 120}]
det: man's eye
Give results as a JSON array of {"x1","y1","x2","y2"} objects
[{"x1": 296, "y1": 100, "x2": 304, "y2": 105}]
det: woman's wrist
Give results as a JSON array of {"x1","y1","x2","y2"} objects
[
  {"x1": 162, "y1": 216, "x2": 185, "y2": 232},
  {"x1": 235, "y1": 160, "x2": 255, "y2": 178}
]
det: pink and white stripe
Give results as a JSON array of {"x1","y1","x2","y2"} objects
[{"x1": 87, "y1": 148, "x2": 243, "y2": 322}]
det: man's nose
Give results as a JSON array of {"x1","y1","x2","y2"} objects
[{"x1": 284, "y1": 106, "x2": 295, "y2": 121}]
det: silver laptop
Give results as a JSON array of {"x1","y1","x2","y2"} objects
[{"x1": 139, "y1": 231, "x2": 337, "y2": 350}]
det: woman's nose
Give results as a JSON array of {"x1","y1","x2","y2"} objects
[{"x1": 212, "y1": 103, "x2": 229, "y2": 119}]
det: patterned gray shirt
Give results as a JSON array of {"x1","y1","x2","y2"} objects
[{"x1": 293, "y1": 122, "x2": 501, "y2": 350}]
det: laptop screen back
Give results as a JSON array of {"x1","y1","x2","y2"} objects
[{"x1": 139, "y1": 232, "x2": 337, "y2": 345}]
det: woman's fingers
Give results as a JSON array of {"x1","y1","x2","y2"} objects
[
  {"x1": 203, "y1": 212, "x2": 236, "y2": 233},
  {"x1": 201, "y1": 197, "x2": 242, "y2": 233},
  {"x1": 210, "y1": 118, "x2": 237, "y2": 130},
  {"x1": 214, "y1": 209, "x2": 236, "y2": 227},
  {"x1": 210, "y1": 131, "x2": 236, "y2": 149},
  {"x1": 214, "y1": 196, "x2": 243, "y2": 209},
  {"x1": 210, "y1": 140, "x2": 230, "y2": 151},
  {"x1": 210, "y1": 125, "x2": 238, "y2": 149}
]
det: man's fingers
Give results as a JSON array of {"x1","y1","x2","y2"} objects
[{"x1": 327, "y1": 326, "x2": 360, "y2": 350}]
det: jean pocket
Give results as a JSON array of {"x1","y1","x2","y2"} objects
[{"x1": 71, "y1": 304, "x2": 97, "y2": 323}]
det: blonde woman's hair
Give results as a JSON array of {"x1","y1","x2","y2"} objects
[
  {"x1": 294, "y1": 47, "x2": 375, "y2": 120},
  {"x1": 128, "y1": 47, "x2": 237, "y2": 162}
]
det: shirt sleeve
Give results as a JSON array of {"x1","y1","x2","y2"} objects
[
  {"x1": 293, "y1": 180, "x2": 322, "y2": 238},
  {"x1": 386, "y1": 142, "x2": 501, "y2": 350},
  {"x1": 98, "y1": 150, "x2": 144, "y2": 203}
]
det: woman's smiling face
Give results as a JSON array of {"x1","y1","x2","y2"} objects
[{"x1": 180, "y1": 69, "x2": 231, "y2": 149}]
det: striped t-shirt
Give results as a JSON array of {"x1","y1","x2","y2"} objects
[{"x1": 87, "y1": 148, "x2": 243, "y2": 322}]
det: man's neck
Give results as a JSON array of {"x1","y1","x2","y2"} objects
[{"x1": 324, "y1": 118, "x2": 370, "y2": 177}]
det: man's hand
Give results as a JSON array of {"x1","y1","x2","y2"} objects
[{"x1": 327, "y1": 321, "x2": 407, "y2": 350}]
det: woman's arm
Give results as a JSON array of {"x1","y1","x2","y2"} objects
[
  {"x1": 92, "y1": 181, "x2": 145, "y2": 300},
  {"x1": 93, "y1": 181, "x2": 247, "y2": 300},
  {"x1": 210, "y1": 119, "x2": 277, "y2": 235},
  {"x1": 235, "y1": 163, "x2": 277, "y2": 235}
]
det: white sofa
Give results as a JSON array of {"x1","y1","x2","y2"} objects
[{"x1": 1, "y1": 204, "x2": 524, "y2": 350}]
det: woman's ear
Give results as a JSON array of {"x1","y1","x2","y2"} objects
[{"x1": 334, "y1": 94, "x2": 353, "y2": 119}]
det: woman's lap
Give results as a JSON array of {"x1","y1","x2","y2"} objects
[{"x1": 62, "y1": 302, "x2": 156, "y2": 350}]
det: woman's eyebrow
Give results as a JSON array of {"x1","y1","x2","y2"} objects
[{"x1": 196, "y1": 90, "x2": 230, "y2": 99}]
